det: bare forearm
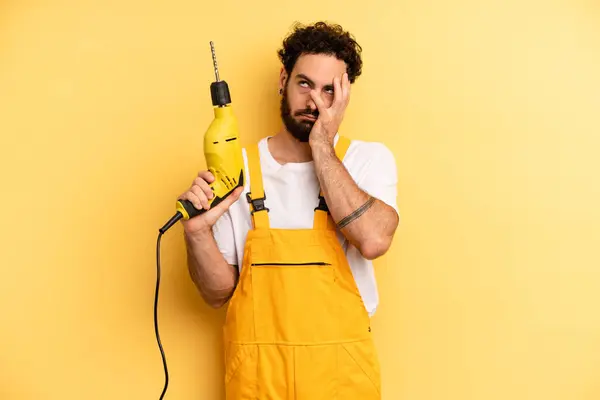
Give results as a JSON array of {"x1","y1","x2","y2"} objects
[
  {"x1": 184, "y1": 230, "x2": 238, "y2": 308},
  {"x1": 312, "y1": 142, "x2": 398, "y2": 259}
]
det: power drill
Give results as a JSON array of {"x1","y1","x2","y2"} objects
[
  {"x1": 154, "y1": 41, "x2": 244, "y2": 400},
  {"x1": 159, "y1": 41, "x2": 245, "y2": 234}
]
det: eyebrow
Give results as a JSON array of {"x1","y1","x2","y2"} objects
[{"x1": 295, "y1": 74, "x2": 334, "y2": 91}]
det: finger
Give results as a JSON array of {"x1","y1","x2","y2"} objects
[
  {"x1": 179, "y1": 191, "x2": 203, "y2": 210},
  {"x1": 342, "y1": 72, "x2": 350, "y2": 104},
  {"x1": 309, "y1": 89, "x2": 326, "y2": 113},
  {"x1": 333, "y1": 75, "x2": 342, "y2": 107},
  {"x1": 198, "y1": 170, "x2": 215, "y2": 183},
  {"x1": 194, "y1": 177, "x2": 214, "y2": 200},
  {"x1": 190, "y1": 185, "x2": 210, "y2": 209}
]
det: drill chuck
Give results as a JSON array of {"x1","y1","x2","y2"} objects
[{"x1": 211, "y1": 81, "x2": 231, "y2": 106}]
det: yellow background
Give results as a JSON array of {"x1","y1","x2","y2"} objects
[{"x1": 1, "y1": 0, "x2": 599, "y2": 399}]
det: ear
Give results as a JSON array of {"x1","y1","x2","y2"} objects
[{"x1": 279, "y1": 67, "x2": 288, "y2": 92}]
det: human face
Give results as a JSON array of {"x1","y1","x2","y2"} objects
[{"x1": 279, "y1": 53, "x2": 348, "y2": 142}]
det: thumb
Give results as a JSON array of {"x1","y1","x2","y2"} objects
[{"x1": 214, "y1": 186, "x2": 244, "y2": 213}]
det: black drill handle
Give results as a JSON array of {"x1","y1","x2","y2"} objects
[
  {"x1": 178, "y1": 194, "x2": 228, "y2": 220},
  {"x1": 178, "y1": 199, "x2": 207, "y2": 219},
  {"x1": 176, "y1": 172, "x2": 244, "y2": 222}
]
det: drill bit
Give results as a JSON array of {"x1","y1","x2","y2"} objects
[{"x1": 210, "y1": 41, "x2": 220, "y2": 82}]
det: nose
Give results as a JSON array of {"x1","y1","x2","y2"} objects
[{"x1": 306, "y1": 96, "x2": 317, "y2": 111}]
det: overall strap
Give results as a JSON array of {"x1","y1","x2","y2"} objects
[
  {"x1": 245, "y1": 144, "x2": 270, "y2": 230},
  {"x1": 313, "y1": 135, "x2": 352, "y2": 230}
]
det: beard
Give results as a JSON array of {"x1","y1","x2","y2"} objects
[{"x1": 280, "y1": 85, "x2": 319, "y2": 142}]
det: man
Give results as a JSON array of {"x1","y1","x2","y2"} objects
[{"x1": 178, "y1": 21, "x2": 399, "y2": 399}]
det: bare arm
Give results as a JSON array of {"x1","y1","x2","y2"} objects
[
  {"x1": 184, "y1": 229, "x2": 238, "y2": 308},
  {"x1": 307, "y1": 72, "x2": 399, "y2": 260},
  {"x1": 311, "y1": 142, "x2": 399, "y2": 260},
  {"x1": 177, "y1": 169, "x2": 244, "y2": 309}
]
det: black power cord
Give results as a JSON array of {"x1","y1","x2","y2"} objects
[
  {"x1": 155, "y1": 211, "x2": 184, "y2": 399},
  {"x1": 155, "y1": 231, "x2": 169, "y2": 399}
]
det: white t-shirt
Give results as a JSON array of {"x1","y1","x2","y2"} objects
[{"x1": 211, "y1": 134, "x2": 399, "y2": 316}]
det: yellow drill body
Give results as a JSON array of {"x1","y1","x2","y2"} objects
[
  {"x1": 174, "y1": 42, "x2": 244, "y2": 222},
  {"x1": 203, "y1": 105, "x2": 244, "y2": 197}
]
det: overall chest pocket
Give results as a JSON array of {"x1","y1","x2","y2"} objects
[{"x1": 249, "y1": 244, "x2": 341, "y2": 344}]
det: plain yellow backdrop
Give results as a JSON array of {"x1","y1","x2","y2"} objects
[{"x1": 1, "y1": 0, "x2": 599, "y2": 399}]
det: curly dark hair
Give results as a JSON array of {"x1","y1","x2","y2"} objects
[{"x1": 277, "y1": 21, "x2": 363, "y2": 84}]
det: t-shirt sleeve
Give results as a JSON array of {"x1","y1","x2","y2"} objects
[
  {"x1": 356, "y1": 142, "x2": 400, "y2": 217},
  {"x1": 210, "y1": 210, "x2": 238, "y2": 266}
]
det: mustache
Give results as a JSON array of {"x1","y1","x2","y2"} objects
[{"x1": 294, "y1": 109, "x2": 318, "y2": 118}]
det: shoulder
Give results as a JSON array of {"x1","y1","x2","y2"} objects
[
  {"x1": 340, "y1": 136, "x2": 399, "y2": 212},
  {"x1": 344, "y1": 137, "x2": 394, "y2": 160},
  {"x1": 340, "y1": 136, "x2": 397, "y2": 178}
]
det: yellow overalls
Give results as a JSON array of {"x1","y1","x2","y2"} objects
[{"x1": 223, "y1": 136, "x2": 381, "y2": 399}]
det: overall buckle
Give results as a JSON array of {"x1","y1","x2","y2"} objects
[
  {"x1": 314, "y1": 195, "x2": 329, "y2": 212},
  {"x1": 246, "y1": 192, "x2": 269, "y2": 214}
]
